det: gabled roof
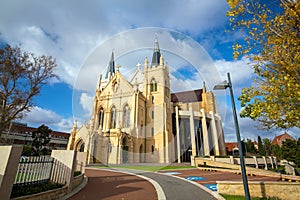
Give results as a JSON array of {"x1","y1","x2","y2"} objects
[
  {"x1": 225, "y1": 142, "x2": 239, "y2": 151},
  {"x1": 100, "y1": 71, "x2": 135, "y2": 97},
  {"x1": 171, "y1": 89, "x2": 203, "y2": 103},
  {"x1": 272, "y1": 132, "x2": 295, "y2": 146}
]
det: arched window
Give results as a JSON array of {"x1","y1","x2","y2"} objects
[
  {"x1": 123, "y1": 104, "x2": 130, "y2": 128},
  {"x1": 150, "y1": 78, "x2": 157, "y2": 92},
  {"x1": 98, "y1": 107, "x2": 104, "y2": 129},
  {"x1": 110, "y1": 106, "x2": 116, "y2": 129},
  {"x1": 113, "y1": 82, "x2": 118, "y2": 92}
]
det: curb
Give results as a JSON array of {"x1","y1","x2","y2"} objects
[{"x1": 58, "y1": 176, "x2": 88, "y2": 200}]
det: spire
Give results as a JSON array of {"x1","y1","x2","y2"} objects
[
  {"x1": 105, "y1": 51, "x2": 115, "y2": 79},
  {"x1": 203, "y1": 81, "x2": 207, "y2": 93},
  {"x1": 151, "y1": 35, "x2": 161, "y2": 67}
]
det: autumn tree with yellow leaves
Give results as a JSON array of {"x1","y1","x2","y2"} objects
[{"x1": 227, "y1": 0, "x2": 300, "y2": 129}]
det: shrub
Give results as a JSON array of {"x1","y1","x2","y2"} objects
[
  {"x1": 11, "y1": 182, "x2": 64, "y2": 198},
  {"x1": 74, "y1": 171, "x2": 82, "y2": 177}
]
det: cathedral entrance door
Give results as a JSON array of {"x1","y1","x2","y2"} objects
[
  {"x1": 122, "y1": 146, "x2": 128, "y2": 163},
  {"x1": 122, "y1": 137, "x2": 128, "y2": 163}
]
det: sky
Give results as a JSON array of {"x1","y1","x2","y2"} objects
[{"x1": 0, "y1": 0, "x2": 298, "y2": 141}]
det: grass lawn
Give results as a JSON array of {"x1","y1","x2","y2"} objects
[{"x1": 94, "y1": 165, "x2": 196, "y2": 172}]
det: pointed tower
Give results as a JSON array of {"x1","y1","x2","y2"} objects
[
  {"x1": 151, "y1": 36, "x2": 161, "y2": 67},
  {"x1": 99, "y1": 51, "x2": 116, "y2": 90},
  {"x1": 143, "y1": 36, "x2": 173, "y2": 163},
  {"x1": 105, "y1": 51, "x2": 115, "y2": 79}
]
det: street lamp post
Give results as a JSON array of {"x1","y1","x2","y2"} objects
[{"x1": 213, "y1": 72, "x2": 250, "y2": 200}]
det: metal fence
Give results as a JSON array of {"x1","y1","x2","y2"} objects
[{"x1": 13, "y1": 156, "x2": 70, "y2": 188}]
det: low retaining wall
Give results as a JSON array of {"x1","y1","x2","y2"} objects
[
  {"x1": 195, "y1": 157, "x2": 300, "y2": 182},
  {"x1": 72, "y1": 174, "x2": 84, "y2": 189},
  {"x1": 217, "y1": 181, "x2": 300, "y2": 200},
  {"x1": 11, "y1": 186, "x2": 68, "y2": 200},
  {"x1": 11, "y1": 174, "x2": 84, "y2": 200}
]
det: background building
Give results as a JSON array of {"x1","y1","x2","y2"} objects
[
  {"x1": 0, "y1": 122, "x2": 70, "y2": 150},
  {"x1": 272, "y1": 132, "x2": 295, "y2": 147},
  {"x1": 68, "y1": 38, "x2": 226, "y2": 164}
]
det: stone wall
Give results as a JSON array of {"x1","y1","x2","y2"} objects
[
  {"x1": 12, "y1": 174, "x2": 84, "y2": 200},
  {"x1": 217, "y1": 181, "x2": 300, "y2": 200}
]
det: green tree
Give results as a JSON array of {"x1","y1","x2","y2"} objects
[
  {"x1": 281, "y1": 139, "x2": 297, "y2": 165},
  {"x1": 245, "y1": 138, "x2": 256, "y2": 154},
  {"x1": 0, "y1": 45, "x2": 57, "y2": 140},
  {"x1": 271, "y1": 144, "x2": 282, "y2": 159},
  {"x1": 263, "y1": 138, "x2": 272, "y2": 156},
  {"x1": 227, "y1": 0, "x2": 300, "y2": 129},
  {"x1": 22, "y1": 145, "x2": 33, "y2": 156},
  {"x1": 258, "y1": 136, "x2": 265, "y2": 156},
  {"x1": 296, "y1": 138, "x2": 300, "y2": 167},
  {"x1": 32, "y1": 124, "x2": 52, "y2": 155}
]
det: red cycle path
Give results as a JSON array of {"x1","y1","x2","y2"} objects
[{"x1": 68, "y1": 169, "x2": 157, "y2": 200}]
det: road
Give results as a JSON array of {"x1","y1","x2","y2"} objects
[{"x1": 113, "y1": 168, "x2": 218, "y2": 200}]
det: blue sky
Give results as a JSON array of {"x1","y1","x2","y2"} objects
[{"x1": 0, "y1": 0, "x2": 298, "y2": 141}]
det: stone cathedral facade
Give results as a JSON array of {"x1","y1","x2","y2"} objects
[{"x1": 67, "y1": 38, "x2": 226, "y2": 164}]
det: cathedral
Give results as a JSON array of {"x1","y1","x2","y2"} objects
[{"x1": 67, "y1": 38, "x2": 226, "y2": 164}]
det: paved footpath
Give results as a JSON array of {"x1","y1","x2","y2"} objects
[{"x1": 67, "y1": 168, "x2": 157, "y2": 200}]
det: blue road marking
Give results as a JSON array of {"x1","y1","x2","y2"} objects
[
  {"x1": 204, "y1": 184, "x2": 217, "y2": 191},
  {"x1": 184, "y1": 176, "x2": 206, "y2": 181}
]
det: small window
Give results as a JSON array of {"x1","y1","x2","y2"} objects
[
  {"x1": 150, "y1": 79, "x2": 157, "y2": 92},
  {"x1": 110, "y1": 106, "x2": 117, "y2": 129},
  {"x1": 151, "y1": 127, "x2": 154, "y2": 137},
  {"x1": 123, "y1": 104, "x2": 130, "y2": 128},
  {"x1": 98, "y1": 107, "x2": 105, "y2": 128},
  {"x1": 151, "y1": 145, "x2": 154, "y2": 155},
  {"x1": 152, "y1": 110, "x2": 154, "y2": 119},
  {"x1": 152, "y1": 96, "x2": 155, "y2": 104},
  {"x1": 113, "y1": 82, "x2": 118, "y2": 92},
  {"x1": 140, "y1": 124, "x2": 143, "y2": 136}
]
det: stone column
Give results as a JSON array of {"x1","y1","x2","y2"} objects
[
  {"x1": 164, "y1": 103, "x2": 169, "y2": 163},
  {"x1": 216, "y1": 114, "x2": 226, "y2": 155},
  {"x1": 273, "y1": 156, "x2": 278, "y2": 169},
  {"x1": 189, "y1": 105, "x2": 197, "y2": 158},
  {"x1": 0, "y1": 146, "x2": 23, "y2": 200},
  {"x1": 95, "y1": 112, "x2": 99, "y2": 130},
  {"x1": 253, "y1": 156, "x2": 259, "y2": 168},
  {"x1": 230, "y1": 155, "x2": 234, "y2": 164},
  {"x1": 269, "y1": 156, "x2": 274, "y2": 169},
  {"x1": 262, "y1": 156, "x2": 268, "y2": 170},
  {"x1": 201, "y1": 109, "x2": 210, "y2": 156},
  {"x1": 209, "y1": 111, "x2": 220, "y2": 155},
  {"x1": 175, "y1": 106, "x2": 181, "y2": 163}
]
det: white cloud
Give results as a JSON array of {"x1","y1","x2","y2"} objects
[
  {"x1": 79, "y1": 93, "x2": 94, "y2": 117},
  {"x1": 21, "y1": 106, "x2": 74, "y2": 133},
  {"x1": 0, "y1": 0, "x2": 229, "y2": 88}
]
